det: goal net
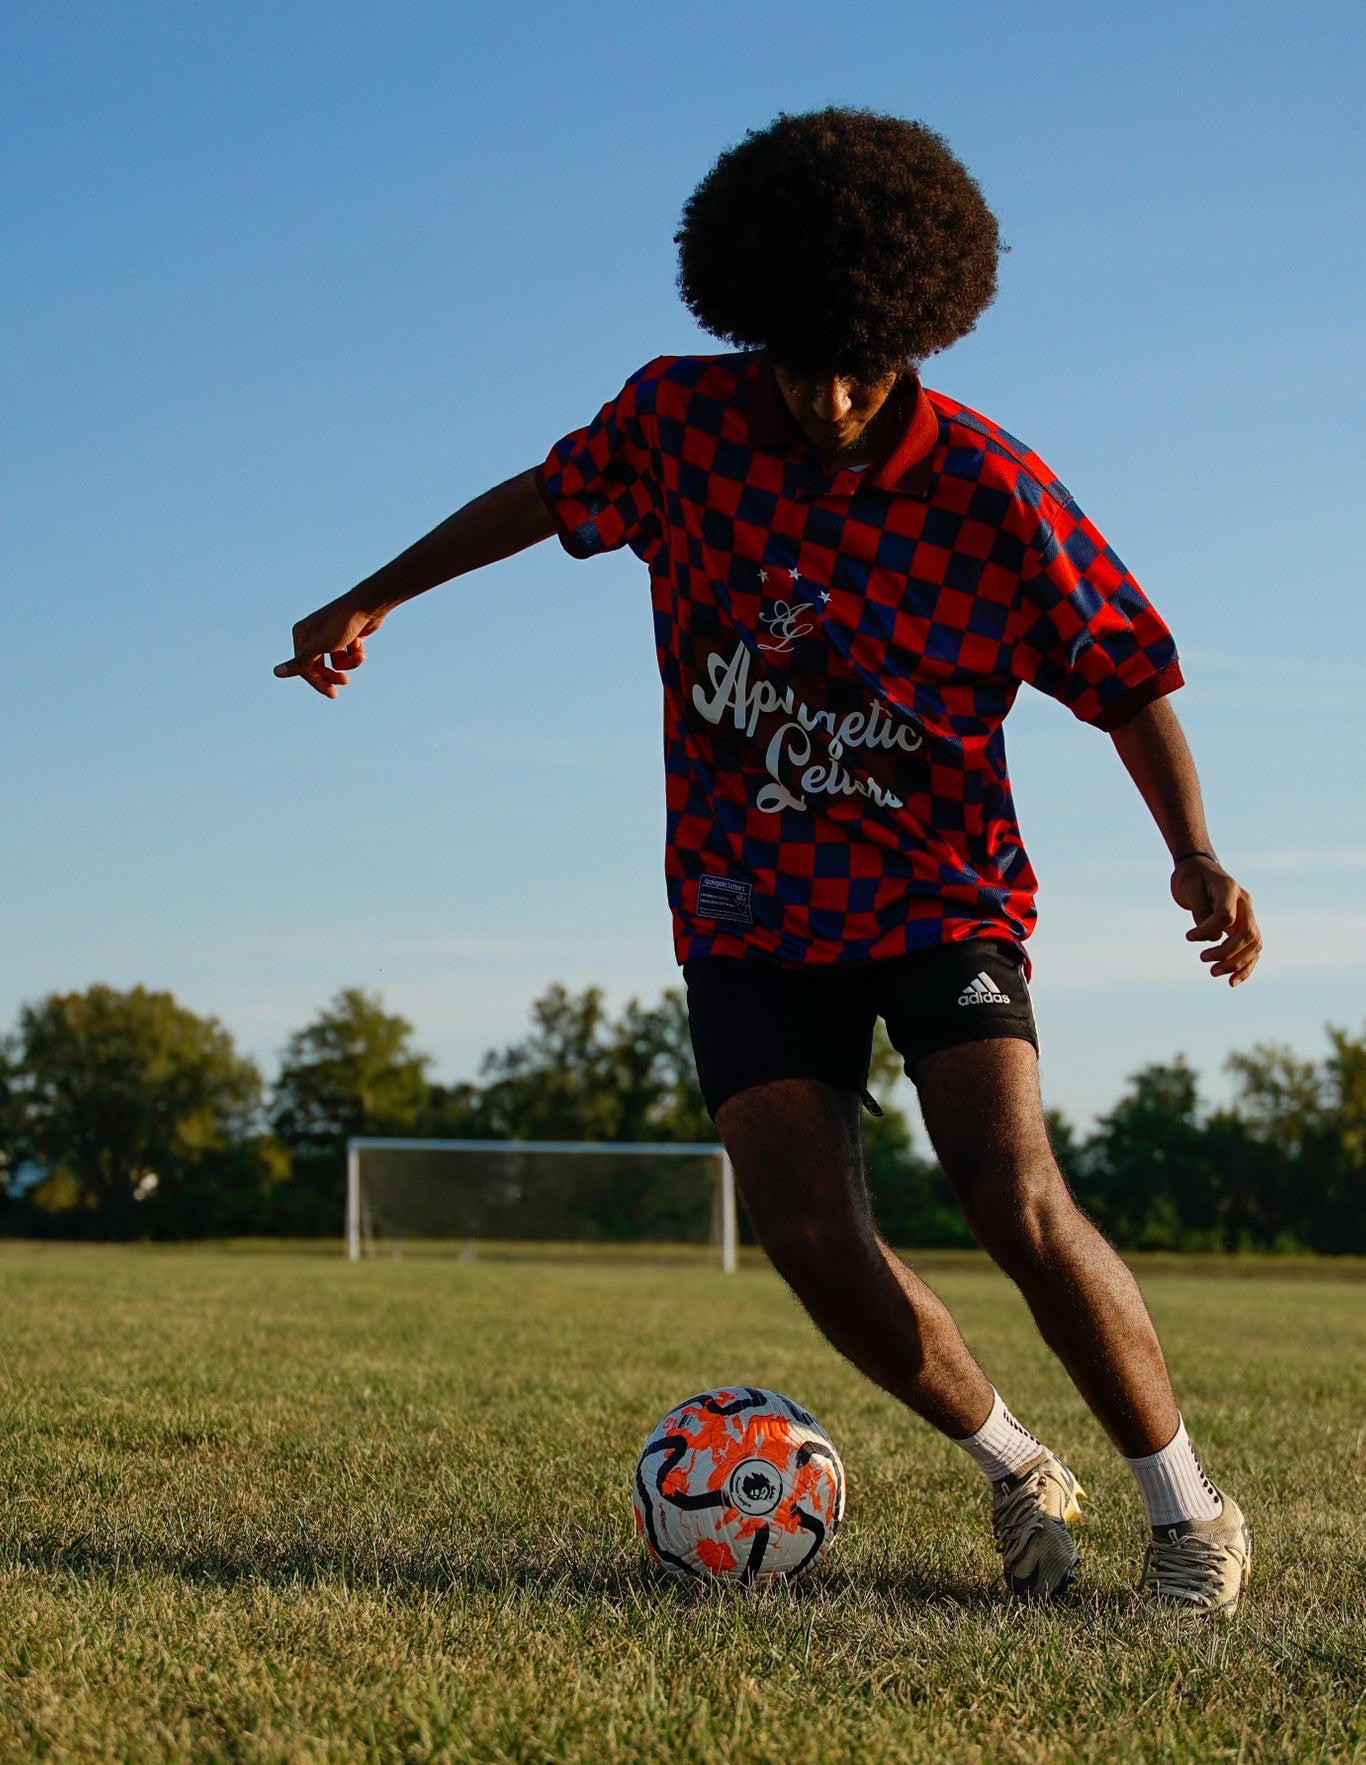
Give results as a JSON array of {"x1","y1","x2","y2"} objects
[{"x1": 345, "y1": 1138, "x2": 738, "y2": 1271}]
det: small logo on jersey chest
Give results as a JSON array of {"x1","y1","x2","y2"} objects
[{"x1": 756, "y1": 565, "x2": 829, "y2": 655}]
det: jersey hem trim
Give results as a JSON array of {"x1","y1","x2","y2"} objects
[
  {"x1": 1088, "y1": 659, "x2": 1185, "y2": 731},
  {"x1": 533, "y1": 461, "x2": 596, "y2": 559}
]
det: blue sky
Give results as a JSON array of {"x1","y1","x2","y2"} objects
[{"x1": 3, "y1": 0, "x2": 1364, "y2": 1129}]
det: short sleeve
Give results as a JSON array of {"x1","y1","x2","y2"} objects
[
  {"x1": 1007, "y1": 482, "x2": 1183, "y2": 730},
  {"x1": 535, "y1": 363, "x2": 662, "y2": 560}
]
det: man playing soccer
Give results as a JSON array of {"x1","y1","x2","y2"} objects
[{"x1": 276, "y1": 111, "x2": 1261, "y2": 1613}]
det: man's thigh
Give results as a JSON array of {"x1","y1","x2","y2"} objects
[
  {"x1": 912, "y1": 1038, "x2": 1057, "y2": 1188},
  {"x1": 715, "y1": 1076, "x2": 869, "y2": 1240}
]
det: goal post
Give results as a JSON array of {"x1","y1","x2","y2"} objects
[{"x1": 345, "y1": 1138, "x2": 738, "y2": 1272}]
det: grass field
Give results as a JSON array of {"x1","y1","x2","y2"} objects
[{"x1": 1, "y1": 1244, "x2": 1364, "y2": 1763}]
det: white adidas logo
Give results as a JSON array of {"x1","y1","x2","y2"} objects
[{"x1": 958, "y1": 971, "x2": 1011, "y2": 1007}]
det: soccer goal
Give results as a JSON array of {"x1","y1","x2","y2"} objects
[{"x1": 345, "y1": 1138, "x2": 738, "y2": 1271}]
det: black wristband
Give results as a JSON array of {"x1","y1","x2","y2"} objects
[{"x1": 1172, "y1": 849, "x2": 1216, "y2": 866}]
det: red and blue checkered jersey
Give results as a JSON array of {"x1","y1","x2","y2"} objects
[{"x1": 536, "y1": 354, "x2": 1183, "y2": 965}]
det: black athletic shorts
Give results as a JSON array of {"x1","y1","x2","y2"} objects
[{"x1": 684, "y1": 939, "x2": 1038, "y2": 1119}]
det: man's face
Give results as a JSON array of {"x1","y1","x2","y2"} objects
[{"x1": 771, "y1": 364, "x2": 901, "y2": 456}]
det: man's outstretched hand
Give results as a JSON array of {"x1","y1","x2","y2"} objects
[
  {"x1": 274, "y1": 471, "x2": 554, "y2": 697},
  {"x1": 1171, "y1": 855, "x2": 1262, "y2": 986},
  {"x1": 274, "y1": 592, "x2": 384, "y2": 698}
]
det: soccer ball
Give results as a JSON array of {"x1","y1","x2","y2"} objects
[{"x1": 632, "y1": 1386, "x2": 845, "y2": 1581}]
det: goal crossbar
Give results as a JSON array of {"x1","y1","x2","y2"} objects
[{"x1": 345, "y1": 1137, "x2": 738, "y2": 1271}]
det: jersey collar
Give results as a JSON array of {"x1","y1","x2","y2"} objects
[{"x1": 745, "y1": 357, "x2": 939, "y2": 495}]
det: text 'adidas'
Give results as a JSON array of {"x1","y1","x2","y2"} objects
[{"x1": 959, "y1": 971, "x2": 1011, "y2": 1006}]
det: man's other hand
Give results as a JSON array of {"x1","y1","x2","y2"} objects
[
  {"x1": 274, "y1": 593, "x2": 385, "y2": 698},
  {"x1": 1171, "y1": 856, "x2": 1262, "y2": 986}
]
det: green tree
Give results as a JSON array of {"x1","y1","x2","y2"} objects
[
  {"x1": 1211, "y1": 1041, "x2": 1321, "y2": 1248},
  {"x1": 0, "y1": 1034, "x2": 23, "y2": 1228},
  {"x1": 417, "y1": 983, "x2": 716, "y2": 1244},
  {"x1": 604, "y1": 990, "x2": 712, "y2": 1143},
  {"x1": 472, "y1": 984, "x2": 620, "y2": 1141},
  {"x1": 1077, "y1": 1057, "x2": 1221, "y2": 1249},
  {"x1": 4, "y1": 985, "x2": 271, "y2": 1236},
  {"x1": 1219, "y1": 1025, "x2": 1366, "y2": 1252},
  {"x1": 1320, "y1": 1024, "x2": 1366, "y2": 1250},
  {"x1": 463, "y1": 983, "x2": 711, "y2": 1144},
  {"x1": 1044, "y1": 1108, "x2": 1084, "y2": 1190},
  {"x1": 271, "y1": 988, "x2": 431, "y2": 1231},
  {"x1": 1324, "y1": 1023, "x2": 1366, "y2": 1168}
]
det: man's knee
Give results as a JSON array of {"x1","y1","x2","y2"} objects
[
  {"x1": 959, "y1": 1160, "x2": 1080, "y2": 1265},
  {"x1": 749, "y1": 1194, "x2": 876, "y2": 1288}
]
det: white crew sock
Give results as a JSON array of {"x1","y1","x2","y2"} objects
[
  {"x1": 954, "y1": 1388, "x2": 1047, "y2": 1483},
  {"x1": 1123, "y1": 1417, "x2": 1223, "y2": 1528}
]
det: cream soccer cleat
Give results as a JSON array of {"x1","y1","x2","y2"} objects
[
  {"x1": 1139, "y1": 1494, "x2": 1251, "y2": 1617},
  {"x1": 991, "y1": 1450, "x2": 1086, "y2": 1599}
]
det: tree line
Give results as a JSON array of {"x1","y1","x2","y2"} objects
[{"x1": 1, "y1": 982, "x2": 1363, "y2": 1252}]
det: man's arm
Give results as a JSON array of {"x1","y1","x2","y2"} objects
[
  {"x1": 1109, "y1": 697, "x2": 1261, "y2": 986},
  {"x1": 274, "y1": 468, "x2": 555, "y2": 697}
]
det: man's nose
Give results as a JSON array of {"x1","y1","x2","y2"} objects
[{"x1": 811, "y1": 377, "x2": 854, "y2": 421}]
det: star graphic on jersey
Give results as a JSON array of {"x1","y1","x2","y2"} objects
[{"x1": 793, "y1": 571, "x2": 829, "y2": 608}]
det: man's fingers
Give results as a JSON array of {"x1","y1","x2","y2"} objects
[
  {"x1": 281, "y1": 654, "x2": 351, "y2": 697},
  {"x1": 1208, "y1": 942, "x2": 1261, "y2": 985},
  {"x1": 1185, "y1": 904, "x2": 1237, "y2": 942},
  {"x1": 274, "y1": 655, "x2": 347, "y2": 681},
  {"x1": 1196, "y1": 893, "x2": 1262, "y2": 985},
  {"x1": 276, "y1": 655, "x2": 353, "y2": 695},
  {"x1": 1201, "y1": 931, "x2": 1256, "y2": 968}
]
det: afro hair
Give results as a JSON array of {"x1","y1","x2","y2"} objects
[{"x1": 675, "y1": 109, "x2": 1001, "y2": 378}]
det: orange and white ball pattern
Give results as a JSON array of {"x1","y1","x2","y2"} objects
[{"x1": 633, "y1": 1386, "x2": 845, "y2": 1581}]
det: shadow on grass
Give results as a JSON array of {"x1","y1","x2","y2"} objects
[{"x1": 3, "y1": 1526, "x2": 1145, "y2": 1616}]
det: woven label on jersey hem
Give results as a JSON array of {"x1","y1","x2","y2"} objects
[{"x1": 695, "y1": 876, "x2": 754, "y2": 925}]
